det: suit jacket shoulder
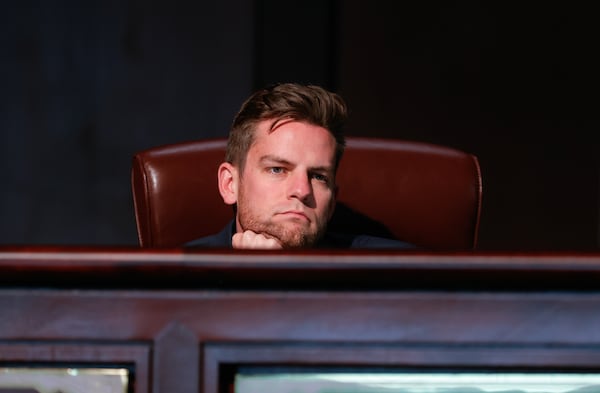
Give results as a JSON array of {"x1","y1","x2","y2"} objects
[
  {"x1": 319, "y1": 232, "x2": 416, "y2": 249},
  {"x1": 185, "y1": 221, "x2": 234, "y2": 248},
  {"x1": 185, "y1": 220, "x2": 416, "y2": 250}
]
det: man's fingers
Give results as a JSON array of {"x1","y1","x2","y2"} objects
[{"x1": 232, "y1": 230, "x2": 283, "y2": 249}]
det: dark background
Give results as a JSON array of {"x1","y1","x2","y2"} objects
[{"x1": 1, "y1": 1, "x2": 597, "y2": 250}]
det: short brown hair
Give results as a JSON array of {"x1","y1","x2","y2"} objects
[{"x1": 226, "y1": 83, "x2": 347, "y2": 171}]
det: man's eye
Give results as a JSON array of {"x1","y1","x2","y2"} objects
[
  {"x1": 312, "y1": 173, "x2": 329, "y2": 183},
  {"x1": 268, "y1": 167, "x2": 284, "y2": 174}
]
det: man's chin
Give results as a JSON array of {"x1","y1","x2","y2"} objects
[
  {"x1": 269, "y1": 224, "x2": 319, "y2": 249},
  {"x1": 240, "y1": 217, "x2": 324, "y2": 248}
]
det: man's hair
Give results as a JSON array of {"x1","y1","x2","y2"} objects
[{"x1": 225, "y1": 83, "x2": 347, "y2": 172}]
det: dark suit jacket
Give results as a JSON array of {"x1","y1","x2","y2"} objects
[{"x1": 186, "y1": 220, "x2": 416, "y2": 249}]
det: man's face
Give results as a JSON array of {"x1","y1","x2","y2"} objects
[{"x1": 232, "y1": 119, "x2": 337, "y2": 248}]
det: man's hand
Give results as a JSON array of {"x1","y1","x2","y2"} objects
[{"x1": 232, "y1": 230, "x2": 283, "y2": 249}]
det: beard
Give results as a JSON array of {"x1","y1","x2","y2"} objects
[
  {"x1": 238, "y1": 214, "x2": 322, "y2": 248},
  {"x1": 236, "y1": 193, "x2": 330, "y2": 249}
]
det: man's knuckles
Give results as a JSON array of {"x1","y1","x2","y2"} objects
[{"x1": 232, "y1": 230, "x2": 282, "y2": 249}]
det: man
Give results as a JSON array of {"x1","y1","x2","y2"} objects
[{"x1": 187, "y1": 83, "x2": 414, "y2": 249}]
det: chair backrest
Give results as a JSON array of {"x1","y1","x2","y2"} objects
[{"x1": 131, "y1": 137, "x2": 482, "y2": 250}]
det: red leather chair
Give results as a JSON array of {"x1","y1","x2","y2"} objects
[{"x1": 131, "y1": 137, "x2": 482, "y2": 250}]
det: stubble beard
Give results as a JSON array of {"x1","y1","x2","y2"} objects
[{"x1": 236, "y1": 194, "x2": 328, "y2": 249}]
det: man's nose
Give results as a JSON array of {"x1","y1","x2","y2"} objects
[{"x1": 288, "y1": 171, "x2": 313, "y2": 202}]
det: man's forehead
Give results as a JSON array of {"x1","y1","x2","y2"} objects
[
  {"x1": 254, "y1": 117, "x2": 303, "y2": 135},
  {"x1": 268, "y1": 117, "x2": 296, "y2": 133},
  {"x1": 247, "y1": 121, "x2": 336, "y2": 166}
]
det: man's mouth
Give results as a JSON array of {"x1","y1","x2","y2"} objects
[{"x1": 277, "y1": 210, "x2": 309, "y2": 221}]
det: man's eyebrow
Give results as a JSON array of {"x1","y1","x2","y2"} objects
[
  {"x1": 259, "y1": 155, "x2": 294, "y2": 166},
  {"x1": 259, "y1": 155, "x2": 334, "y2": 172},
  {"x1": 309, "y1": 165, "x2": 334, "y2": 174}
]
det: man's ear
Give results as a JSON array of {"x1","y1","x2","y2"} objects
[{"x1": 218, "y1": 162, "x2": 239, "y2": 205}]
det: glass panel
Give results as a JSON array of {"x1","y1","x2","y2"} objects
[
  {"x1": 0, "y1": 367, "x2": 128, "y2": 393},
  {"x1": 235, "y1": 372, "x2": 600, "y2": 393}
]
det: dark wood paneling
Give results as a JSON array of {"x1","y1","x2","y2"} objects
[
  {"x1": 2, "y1": 248, "x2": 600, "y2": 392},
  {"x1": 0, "y1": 1, "x2": 254, "y2": 245},
  {"x1": 253, "y1": 0, "x2": 338, "y2": 89},
  {"x1": 337, "y1": 2, "x2": 599, "y2": 251}
]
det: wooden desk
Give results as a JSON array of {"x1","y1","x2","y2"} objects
[{"x1": 2, "y1": 248, "x2": 600, "y2": 393}]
